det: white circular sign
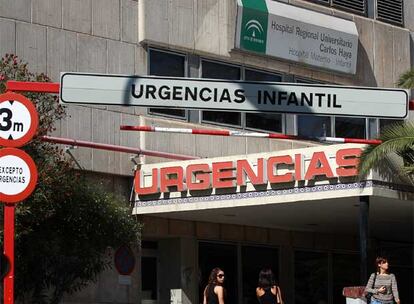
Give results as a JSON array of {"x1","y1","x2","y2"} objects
[
  {"x1": 0, "y1": 148, "x2": 37, "y2": 203},
  {"x1": 0, "y1": 93, "x2": 38, "y2": 147},
  {"x1": 0, "y1": 101, "x2": 32, "y2": 141},
  {"x1": 0, "y1": 155, "x2": 31, "y2": 195}
]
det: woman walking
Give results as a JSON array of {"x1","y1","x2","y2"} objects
[
  {"x1": 203, "y1": 267, "x2": 226, "y2": 304},
  {"x1": 365, "y1": 257, "x2": 400, "y2": 304},
  {"x1": 256, "y1": 268, "x2": 283, "y2": 304}
]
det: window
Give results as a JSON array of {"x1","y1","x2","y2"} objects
[
  {"x1": 332, "y1": 253, "x2": 360, "y2": 304},
  {"x1": 298, "y1": 114, "x2": 332, "y2": 137},
  {"x1": 201, "y1": 60, "x2": 242, "y2": 126},
  {"x1": 377, "y1": 0, "x2": 404, "y2": 26},
  {"x1": 332, "y1": 0, "x2": 366, "y2": 15},
  {"x1": 304, "y1": 0, "x2": 366, "y2": 15},
  {"x1": 335, "y1": 117, "x2": 366, "y2": 139},
  {"x1": 148, "y1": 49, "x2": 187, "y2": 118},
  {"x1": 295, "y1": 251, "x2": 329, "y2": 304},
  {"x1": 379, "y1": 119, "x2": 404, "y2": 134},
  {"x1": 245, "y1": 69, "x2": 284, "y2": 133},
  {"x1": 242, "y1": 246, "x2": 279, "y2": 304},
  {"x1": 304, "y1": 0, "x2": 404, "y2": 26},
  {"x1": 296, "y1": 79, "x2": 332, "y2": 138}
]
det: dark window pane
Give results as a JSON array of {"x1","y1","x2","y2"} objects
[
  {"x1": 295, "y1": 251, "x2": 329, "y2": 304},
  {"x1": 142, "y1": 257, "x2": 157, "y2": 300},
  {"x1": 202, "y1": 111, "x2": 241, "y2": 125},
  {"x1": 242, "y1": 246, "x2": 279, "y2": 304},
  {"x1": 379, "y1": 119, "x2": 404, "y2": 134},
  {"x1": 245, "y1": 70, "x2": 283, "y2": 132},
  {"x1": 333, "y1": 254, "x2": 360, "y2": 304},
  {"x1": 201, "y1": 61, "x2": 241, "y2": 126},
  {"x1": 149, "y1": 49, "x2": 185, "y2": 77},
  {"x1": 335, "y1": 117, "x2": 366, "y2": 139},
  {"x1": 298, "y1": 115, "x2": 331, "y2": 137},
  {"x1": 148, "y1": 49, "x2": 186, "y2": 118},
  {"x1": 202, "y1": 61, "x2": 241, "y2": 80},
  {"x1": 245, "y1": 69, "x2": 282, "y2": 82},
  {"x1": 246, "y1": 113, "x2": 282, "y2": 132}
]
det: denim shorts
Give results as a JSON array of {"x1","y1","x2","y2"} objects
[{"x1": 371, "y1": 298, "x2": 394, "y2": 304}]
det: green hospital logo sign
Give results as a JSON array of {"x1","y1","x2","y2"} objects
[{"x1": 240, "y1": 0, "x2": 268, "y2": 53}]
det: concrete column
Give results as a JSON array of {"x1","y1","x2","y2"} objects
[
  {"x1": 359, "y1": 196, "x2": 370, "y2": 284},
  {"x1": 188, "y1": 54, "x2": 201, "y2": 124},
  {"x1": 279, "y1": 245, "x2": 294, "y2": 304},
  {"x1": 180, "y1": 237, "x2": 198, "y2": 304}
]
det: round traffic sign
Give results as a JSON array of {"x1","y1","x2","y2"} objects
[
  {"x1": 0, "y1": 92, "x2": 38, "y2": 147},
  {"x1": 114, "y1": 245, "x2": 135, "y2": 275},
  {"x1": 0, "y1": 148, "x2": 38, "y2": 203}
]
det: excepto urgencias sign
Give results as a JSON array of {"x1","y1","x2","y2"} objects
[
  {"x1": 60, "y1": 73, "x2": 408, "y2": 119},
  {"x1": 235, "y1": 0, "x2": 359, "y2": 74}
]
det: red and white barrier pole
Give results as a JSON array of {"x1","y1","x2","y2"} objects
[
  {"x1": 120, "y1": 125, "x2": 383, "y2": 145},
  {"x1": 40, "y1": 136, "x2": 200, "y2": 160}
]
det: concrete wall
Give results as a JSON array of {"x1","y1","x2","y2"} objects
[
  {"x1": 0, "y1": 0, "x2": 412, "y2": 175},
  {"x1": 0, "y1": 0, "x2": 412, "y2": 303},
  {"x1": 139, "y1": 0, "x2": 411, "y2": 88}
]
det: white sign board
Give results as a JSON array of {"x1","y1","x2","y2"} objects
[
  {"x1": 60, "y1": 73, "x2": 408, "y2": 118},
  {"x1": 235, "y1": 0, "x2": 359, "y2": 74}
]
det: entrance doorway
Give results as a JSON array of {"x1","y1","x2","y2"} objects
[
  {"x1": 198, "y1": 241, "x2": 280, "y2": 304},
  {"x1": 141, "y1": 241, "x2": 159, "y2": 304},
  {"x1": 199, "y1": 242, "x2": 238, "y2": 303}
]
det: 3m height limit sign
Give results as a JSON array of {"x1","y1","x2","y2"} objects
[{"x1": 60, "y1": 73, "x2": 408, "y2": 119}]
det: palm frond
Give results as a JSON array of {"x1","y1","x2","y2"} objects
[
  {"x1": 397, "y1": 69, "x2": 414, "y2": 89},
  {"x1": 358, "y1": 122, "x2": 414, "y2": 181}
]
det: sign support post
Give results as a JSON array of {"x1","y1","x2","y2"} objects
[
  {"x1": 0, "y1": 92, "x2": 39, "y2": 304},
  {"x1": 3, "y1": 204, "x2": 15, "y2": 304}
]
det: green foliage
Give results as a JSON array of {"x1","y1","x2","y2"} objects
[
  {"x1": 397, "y1": 69, "x2": 414, "y2": 89},
  {"x1": 358, "y1": 68, "x2": 414, "y2": 183},
  {"x1": 0, "y1": 54, "x2": 141, "y2": 303},
  {"x1": 358, "y1": 122, "x2": 414, "y2": 184}
]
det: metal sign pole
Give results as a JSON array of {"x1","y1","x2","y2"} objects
[{"x1": 4, "y1": 204, "x2": 15, "y2": 304}]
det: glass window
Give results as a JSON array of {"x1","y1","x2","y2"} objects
[
  {"x1": 297, "y1": 115, "x2": 331, "y2": 137},
  {"x1": 295, "y1": 251, "x2": 329, "y2": 304},
  {"x1": 201, "y1": 60, "x2": 241, "y2": 126},
  {"x1": 335, "y1": 117, "x2": 366, "y2": 139},
  {"x1": 296, "y1": 79, "x2": 331, "y2": 138},
  {"x1": 148, "y1": 49, "x2": 186, "y2": 118},
  {"x1": 242, "y1": 246, "x2": 279, "y2": 304},
  {"x1": 245, "y1": 69, "x2": 283, "y2": 133},
  {"x1": 245, "y1": 69, "x2": 282, "y2": 82},
  {"x1": 332, "y1": 253, "x2": 360, "y2": 304},
  {"x1": 202, "y1": 60, "x2": 241, "y2": 80},
  {"x1": 379, "y1": 119, "x2": 404, "y2": 134}
]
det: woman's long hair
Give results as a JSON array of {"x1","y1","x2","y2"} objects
[
  {"x1": 258, "y1": 268, "x2": 276, "y2": 289},
  {"x1": 205, "y1": 268, "x2": 224, "y2": 300}
]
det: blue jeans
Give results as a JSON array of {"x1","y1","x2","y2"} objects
[{"x1": 371, "y1": 299, "x2": 394, "y2": 304}]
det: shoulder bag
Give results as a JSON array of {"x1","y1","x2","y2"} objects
[{"x1": 365, "y1": 273, "x2": 377, "y2": 304}]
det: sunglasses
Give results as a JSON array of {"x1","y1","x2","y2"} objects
[{"x1": 217, "y1": 274, "x2": 225, "y2": 278}]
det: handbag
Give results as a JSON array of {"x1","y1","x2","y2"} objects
[{"x1": 365, "y1": 273, "x2": 377, "y2": 304}]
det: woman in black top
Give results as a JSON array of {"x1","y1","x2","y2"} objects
[
  {"x1": 256, "y1": 268, "x2": 283, "y2": 304},
  {"x1": 203, "y1": 267, "x2": 225, "y2": 304}
]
